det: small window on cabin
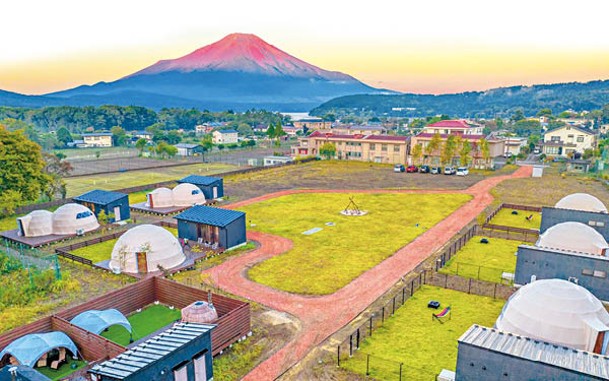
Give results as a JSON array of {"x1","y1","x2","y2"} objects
[
  {"x1": 192, "y1": 190, "x2": 200, "y2": 195},
  {"x1": 589, "y1": 221, "x2": 597, "y2": 227},
  {"x1": 594, "y1": 270, "x2": 606, "y2": 278},
  {"x1": 597, "y1": 222, "x2": 605, "y2": 227},
  {"x1": 582, "y1": 269, "x2": 594, "y2": 276}
]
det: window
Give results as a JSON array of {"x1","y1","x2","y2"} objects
[
  {"x1": 582, "y1": 269, "x2": 594, "y2": 276},
  {"x1": 370, "y1": 144, "x2": 376, "y2": 150},
  {"x1": 577, "y1": 136, "x2": 585, "y2": 142},
  {"x1": 550, "y1": 136, "x2": 561, "y2": 142},
  {"x1": 594, "y1": 270, "x2": 607, "y2": 278},
  {"x1": 381, "y1": 144, "x2": 388, "y2": 152},
  {"x1": 76, "y1": 211, "x2": 93, "y2": 219},
  {"x1": 191, "y1": 190, "x2": 200, "y2": 195},
  {"x1": 394, "y1": 145, "x2": 400, "y2": 152},
  {"x1": 589, "y1": 221, "x2": 605, "y2": 227}
]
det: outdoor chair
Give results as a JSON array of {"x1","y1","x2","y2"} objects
[
  {"x1": 58, "y1": 348, "x2": 66, "y2": 363},
  {"x1": 432, "y1": 306, "x2": 452, "y2": 323},
  {"x1": 36, "y1": 353, "x2": 48, "y2": 367},
  {"x1": 50, "y1": 360, "x2": 60, "y2": 370}
]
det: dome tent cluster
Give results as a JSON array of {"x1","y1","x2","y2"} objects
[
  {"x1": 18, "y1": 203, "x2": 99, "y2": 237},
  {"x1": 145, "y1": 183, "x2": 206, "y2": 209}
]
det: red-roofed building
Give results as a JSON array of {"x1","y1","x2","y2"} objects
[
  {"x1": 291, "y1": 131, "x2": 409, "y2": 164},
  {"x1": 423, "y1": 119, "x2": 484, "y2": 135}
]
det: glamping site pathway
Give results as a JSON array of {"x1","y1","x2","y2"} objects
[{"x1": 204, "y1": 165, "x2": 533, "y2": 380}]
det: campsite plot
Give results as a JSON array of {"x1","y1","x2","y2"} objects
[
  {"x1": 439, "y1": 236, "x2": 523, "y2": 283},
  {"x1": 241, "y1": 192, "x2": 471, "y2": 295},
  {"x1": 101, "y1": 304, "x2": 181, "y2": 346},
  {"x1": 342, "y1": 286, "x2": 504, "y2": 380},
  {"x1": 488, "y1": 208, "x2": 541, "y2": 230}
]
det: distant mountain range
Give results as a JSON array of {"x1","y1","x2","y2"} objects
[
  {"x1": 310, "y1": 80, "x2": 609, "y2": 118},
  {"x1": 0, "y1": 34, "x2": 386, "y2": 111}
]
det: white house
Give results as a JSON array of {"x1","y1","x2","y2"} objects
[
  {"x1": 81, "y1": 133, "x2": 113, "y2": 148},
  {"x1": 212, "y1": 130, "x2": 239, "y2": 144},
  {"x1": 542, "y1": 125, "x2": 597, "y2": 158}
]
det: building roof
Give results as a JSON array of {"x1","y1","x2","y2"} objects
[
  {"x1": 178, "y1": 175, "x2": 222, "y2": 186},
  {"x1": 174, "y1": 206, "x2": 245, "y2": 227},
  {"x1": 216, "y1": 129, "x2": 238, "y2": 134},
  {"x1": 426, "y1": 120, "x2": 479, "y2": 129},
  {"x1": 363, "y1": 135, "x2": 409, "y2": 142},
  {"x1": 537, "y1": 221, "x2": 609, "y2": 255},
  {"x1": 88, "y1": 322, "x2": 214, "y2": 380},
  {"x1": 334, "y1": 125, "x2": 387, "y2": 131},
  {"x1": 307, "y1": 130, "x2": 408, "y2": 142},
  {"x1": 495, "y1": 279, "x2": 609, "y2": 351},
  {"x1": 555, "y1": 193, "x2": 608, "y2": 213},
  {"x1": 545, "y1": 125, "x2": 595, "y2": 136},
  {"x1": 459, "y1": 325, "x2": 609, "y2": 379},
  {"x1": 82, "y1": 133, "x2": 113, "y2": 137},
  {"x1": 174, "y1": 143, "x2": 201, "y2": 149},
  {"x1": 73, "y1": 189, "x2": 127, "y2": 204},
  {"x1": 415, "y1": 132, "x2": 486, "y2": 141}
]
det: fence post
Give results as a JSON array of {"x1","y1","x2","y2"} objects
[
  {"x1": 356, "y1": 328, "x2": 360, "y2": 349},
  {"x1": 366, "y1": 354, "x2": 370, "y2": 376},
  {"x1": 369, "y1": 316, "x2": 373, "y2": 336},
  {"x1": 337, "y1": 345, "x2": 340, "y2": 367},
  {"x1": 400, "y1": 363, "x2": 403, "y2": 381},
  {"x1": 382, "y1": 307, "x2": 385, "y2": 323},
  {"x1": 402, "y1": 287, "x2": 405, "y2": 304},
  {"x1": 410, "y1": 280, "x2": 414, "y2": 296},
  {"x1": 468, "y1": 278, "x2": 472, "y2": 294},
  {"x1": 349, "y1": 334, "x2": 353, "y2": 357},
  {"x1": 392, "y1": 297, "x2": 396, "y2": 315}
]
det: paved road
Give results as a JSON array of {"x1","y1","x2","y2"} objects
[{"x1": 204, "y1": 166, "x2": 533, "y2": 380}]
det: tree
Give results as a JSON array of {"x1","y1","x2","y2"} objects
[
  {"x1": 425, "y1": 133, "x2": 442, "y2": 164},
  {"x1": 440, "y1": 135, "x2": 457, "y2": 165},
  {"x1": 459, "y1": 140, "x2": 472, "y2": 167},
  {"x1": 110, "y1": 126, "x2": 127, "y2": 146},
  {"x1": 536, "y1": 108, "x2": 553, "y2": 117},
  {"x1": 135, "y1": 138, "x2": 148, "y2": 156},
  {"x1": 0, "y1": 125, "x2": 50, "y2": 215},
  {"x1": 43, "y1": 153, "x2": 73, "y2": 200},
  {"x1": 237, "y1": 123, "x2": 253, "y2": 136},
  {"x1": 480, "y1": 138, "x2": 491, "y2": 167},
  {"x1": 511, "y1": 109, "x2": 525, "y2": 122},
  {"x1": 411, "y1": 143, "x2": 423, "y2": 165},
  {"x1": 266, "y1": 123, "x2": 275, "y2": 140},
  {"x1": 164, "y1": 145, "x2": 178, "y2": 158},
  {"x1": 56, "y1": 127, "x2": 73, "y2": 147},
  {"x1": 319, "y1": 142, "x2": 336, "y2": 159},
  {"x1": 274, "y1": 122, "x2": 286, "y2": 146}
]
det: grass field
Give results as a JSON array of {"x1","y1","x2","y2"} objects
[
  {"x1": 439, "y1": 236, "x2": 522, "y2": 283},
  {"x1": 242, "y1": 193, "x2": 471, "y2": 295},
  {"x1": 342, "y1": 286, "x2": 504, "y2": 380},
  {"x1": 101, "y1": 304, "x2": 181, "y2": 346},
  {"x1": 65, "y1": 162, "x2": 236, "y2": 197},
  {"x1": 71, "y1": 226, "x2": 178, "y2": 264},
  {"x1": 128, "y1": 189, "x2": 152, "y2": 204},
  {"x1": 37, "y1": 358, "x2": 87, "y2": 380},
  {"x1": 489, "y1": 208, "x2": 541, "y2": 230}
]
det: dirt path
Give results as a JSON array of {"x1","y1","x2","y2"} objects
[{"x1": 205, "y1": 166, "x2": 533, "y2": 380}]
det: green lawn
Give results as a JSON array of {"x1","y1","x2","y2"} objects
[
  {"x1": 101, "y1": 304, "x2": 181, "y2": 346},
  {"x1": 71, "y1": 226, "x2": 178, "y2": 264},
  {"x1": 65, "y1": 162, "x2": 236, "y2": 197},
  {"x1": 343, "y1": 286, "x2": 504, "y2": 380},
  {"x1": 489, "y1": 208, "x2": 541, "y2": 230},
  {"x1": 439, "y1": 236, "x2": 522, "y2": 283},
  {"x1": 129, "y1": 189, "x2": 152, "y2": 204},
  {"x1": 37, "y1": 358, "x2": 87, "y2": 381},
  {"x1": 242, "y1": 193, "x2": 472, "y2": 295},
  {"x1": 0, "y1": 214, "x2": 18, "y2": 232}
]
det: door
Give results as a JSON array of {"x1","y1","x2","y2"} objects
[
  {"x1": 113, "y1": 206, "x2": 121, "y2": 222},
  {"x1": 212, "y1": 186, "x2": 218, "y2": 199},
  {"x1": 173, "y1": 364, "x2": 188, "y2": 381},
  {"x1": 194, "y1": 353, "x2": 207, "y2": 380},
  {"x1": 136, "y1": 252, "x2": 148, "y2": 273},
  {"x1": 146, "y1": 193, "x2": 153, "y2": 208}
]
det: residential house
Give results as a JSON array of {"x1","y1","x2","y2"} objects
[
  {"x1": 292, "y1": 117, "x2": 332, "y2": 131},
  {"x1": 212, "y1": 130, "x2": 239, "y2": 144},
  {"x1": 195, "y1": 124, "x2": 215, "y2": 136},
  {"x1": 81, "y1": 133, "x2": 113, "y2": 148},
  {"x1": 542, "y1": 125, "x2": 596, "y2": 158},
  {"x1": 291, "y1": 130, "x2": 409, "y2": 164},
  {"x1": 174, "y1": 143, "x2": 204, "y2": 157},
  {"x1": 132, "y1": 130, "x2": 153, "y2": 141}
]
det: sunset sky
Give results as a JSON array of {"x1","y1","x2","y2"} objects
[{"x1": 2, "y1": 0, "x2": 609, "y2": 95}]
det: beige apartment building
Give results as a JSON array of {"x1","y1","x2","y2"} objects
[
  {"x1": 81, "y1": 133, "x2": 113, "y2": 148},
  {"x1": 291, "y1": 130, "x2": 409, "y2": 164}
]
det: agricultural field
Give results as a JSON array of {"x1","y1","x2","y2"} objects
[
  {"x1": 101, "y1": 304, "x2": 181, "y2": 346},
  {"x1": 488, "y1": 208, "x2": 541, "y2": 230},
  {"x1": 241, "y1": 192, "x2": 472, "y2": 294},
  {"x1": 439, "y1": 236, "x2": 523, "y2": 283},
  {"x1": 65, "y1": 162, "x2": 236, "y2": 197},
  {"x1": 71, "y1": 226, "x2": 178, "y2": 264},
  {"x1": 342, "y1": 286, "x2": 504, "y2": 380}
]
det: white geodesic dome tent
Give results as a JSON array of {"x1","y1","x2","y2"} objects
[
  {"x1": 536, "y1": 221, "x2": 609, "y2": 255},
  {"x1": 17, "y1": 210, "x2": 53, "y2": 237},
  {"x1": 172, "y1": 183, "x2": 206, "y2": 207},
  {"x1": 495, "y1": 279, "x2": 609, "y2": 353},
  {"x1": 52, "y1": 203, "x2": 99, "y2": 235},
  {"x1": 555, "y1": 193, "x2": 608, "y2": 213},
  {"x1": 109, "y1": 224, "x2": 185, "y2": 273},
  {"x1": 145, "y1": 187, "x2": 174, "y2": 208}
]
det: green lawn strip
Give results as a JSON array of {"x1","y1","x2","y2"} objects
[
  {"x1": 35, "y1": 358, "x2": 87, "y2": 380},
  {"x1": 343, "y1": 286, "x2": 504, "y2": 380},
  {"x1": 101, "y1": 304, "x2": 181, "y2": 346},
  {"x1": 242, "y1": 193, "x2": 471, "y2": 295},
  {"x1": 439, "y1": 236, "x2": 522, "y2": 283},
  {"x1": 70, "y1": 227, "x2": 178, "y2": 264},
  {"x1": 489, "y1": 208, "x2": 541, "y2": 230},
  {"x1": 0, "y1": 214, "x2": 19, "y2": 232},
  {"x1": 128, "y1": 189, "x2": 152, "y2": 204}
]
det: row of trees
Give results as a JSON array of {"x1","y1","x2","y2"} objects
[{"x1": 411, "y1": 133, "x2": 490, "y2": 167}]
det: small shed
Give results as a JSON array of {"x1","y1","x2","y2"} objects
[
  {"x1": 177, "y1": 175, "x2": 224, "y2": 200},
  {"x1": 174, "y1": 206, "x2": 246, "y2": 250},
  {"x1": 174, "y1": 143, "x2": 204, "y2": 157},
  {"x1": 73, "y1": 190, "x2": 130, "y2": 222},
  {"x1": 263, "y1": 156, "x2": 293, "y2": 166},
  {"x1": 88, "y1": 322, "x2": 215, "y2": 381}
]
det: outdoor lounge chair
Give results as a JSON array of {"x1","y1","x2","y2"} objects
[
  {"x1": 36, "y1": 353, "x2": 48, "y2": 367},
  {"x1": 50, "y1": 360, "x2": 60, "y2": 370},
  {"x1": 432, "y1": 306, "x2": 451, "y2": 323},
  {"x1": 58, "y1": 348, "x2": 66, "y2": 363}
]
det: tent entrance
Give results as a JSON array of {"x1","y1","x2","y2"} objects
[{"x1": 136, "y1": 251, "x2": 148, "y2": 273}]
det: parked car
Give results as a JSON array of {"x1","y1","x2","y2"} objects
[
  {"x1": 419, "y1": 165, "x2": 430, "y2": 173},
  {"x1": 394, "y1": 164, "x2": 405, "y2": 173},
  {"x1": 456, "y1": 167, "x2": 469, "y2": 176},
  {"x1": 431, "y1": 167, "x2": 441, "y2": 174},
  {"x1": 444, "y1": 166, "x2": 456, "y2": 175},
  {"x1": 533, "y1": 148, "x2": 541, "y2": 154},
  {"x1": 406, "y1": 165, "x2": 418, "y2": 173}
]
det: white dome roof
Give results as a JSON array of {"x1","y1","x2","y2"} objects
[
  {"x1": 537, "y1": 222, "x2": 609, "y2": 255},
  {"x1": 18, "y1": 210, "x2": 53, "y2": 237},
  {"x1": 172, "y1": 183, "x2": 206, "y2": 207},
  {"x1": 146, "y1": 187, "x2": 173, "y2": 208},
  {"x1": 110, "y1": 224, "x2": 185, "y2": 273},
  {"x1": 555, "y1": 193, "x2": 608, "y2": 213},
  {"x1": 496, "y1": 279, "x2": 609, "y2": 352},
  {"x1": 52, "y1": 203, "x2": 99, "y2": 235}
]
